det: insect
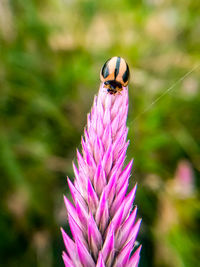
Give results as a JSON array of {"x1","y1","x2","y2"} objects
[{"x1": 100, "y1": 56, "x2": 130, "y2": 95}]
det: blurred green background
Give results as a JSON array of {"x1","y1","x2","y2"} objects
[{"x1": 0, "y1": 0, "x2": 199, "y2": 266}]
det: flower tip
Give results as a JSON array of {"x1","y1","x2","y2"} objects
[
  {"x1": 61, "y1": 228, "x2": 68, "y2": 246},
  {"x1": 134, "y1": 182, "x2": 138, "y2": 190},
  {"x1": 135, "y1": 218, "x2": 142, "y2": 230},
  {"x1": 67, "y1": 177, "x2": 75, "y2": 196},
  {"x1": 63, "y1": 194, "x2": 67, "y2": 202},
  {"x1": 138, "y1": 244, "x2": 142, "y2": 252},
  {"x1": 61, "y1": 228, "x2": 69, "y2": 242},
  {"x1": 128, "y1": 244, "x2": 142, "y2": 267},
  {"x1": 60, "y1": 227, "x2": 64, "y2": 235},
  {"x1": 66, "y1": 176, "x2": 71, "y2": 184}
]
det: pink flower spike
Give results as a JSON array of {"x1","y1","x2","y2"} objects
[{"x1": 61, "y1": 61, "x2": 141, "y2": 266}]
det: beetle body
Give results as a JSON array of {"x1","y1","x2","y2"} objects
[{"x1": 100, "y1": 56, "x2": 130, "y2": 94}]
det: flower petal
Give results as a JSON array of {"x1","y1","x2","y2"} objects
[
  {"x1": 128, "y1": 245, "x2": 142, "y2": 267},
  {"x1": 104, "y1": 171, "x2": 117, "y2": 207},
  {"x1": 67, "y1": 177, "x2": 87, "y2": 210},
  {"x1": 76, "y1": 238, "x2": 96, "y2": 267},
  {"x1": 122, "y1": 184, "x2": 137, "y2": 222},
  {"x1": 87, "y1": 178, "x2": 99, "y2": 213},
  {"x1": 64, "y1": 196, "x2": 79, "y2": 226},
  {"x1": 68, "y1": 214, "x2": 88, "y2": 248},
  {"x1": 115, "y1": 206, "x2": 137, "y2": 249},
  {"x1": 62, "y1": 251, "x2": 76, "y2": 267},
  {"x1": 102, "y1": 124, "x2": 112, "y2": 151},
  {"x1": 113, "y1": 239, "x2": 134, "y2": 267},
  {"x1": 96, "y1": 252, "x2": 106, "y2": 267},
  {"x1": 61, "y1": 228, "x2": 81, "y2": 266},
  {"x1": 116, "y1": 159, "x2": 133, "y2": 193},
  {"x1": 102, "y1": 144, "x2": 113, "y2": 176},
  {"x1": 94, "y1": 162, "x2": 107, "y2": 196},
  {"x1": 88, "y1": 212, "x2": 102, "y2": 259},
  {"x1": 101, "y1": 222, "x2": 115, "y2": 265},
  {"x1": 110, "y1": 201, "x2": 125, "y2": 233},
  {"x1": 95, "y1": 191, "x2": 109, "y2": 234},
  {"x1": 94, "y1": 136, "x2": 104, "y2": 163},
  {"x1": 110, "y1": 176, "x2": 129, "y2": 216}
]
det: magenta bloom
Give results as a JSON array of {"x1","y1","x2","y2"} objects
[{"x1": 61, "y1": 83, "x2": 141, "y2": 267}]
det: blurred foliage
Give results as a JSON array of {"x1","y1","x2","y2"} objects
[{"x1": 0, "y1": 0, "x2": 200, "y2": 266}]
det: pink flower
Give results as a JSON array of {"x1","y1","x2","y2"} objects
[
  {"x1": 174, "y1": 160, "x2": 195, "y2": 198},
  {"x1": 61, "y1": 83, "x2": 141, "y2": 266}
]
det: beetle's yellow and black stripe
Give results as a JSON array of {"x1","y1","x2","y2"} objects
[{"x1": 100, "y1": 57, "x2": 130, "y2": 94}]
